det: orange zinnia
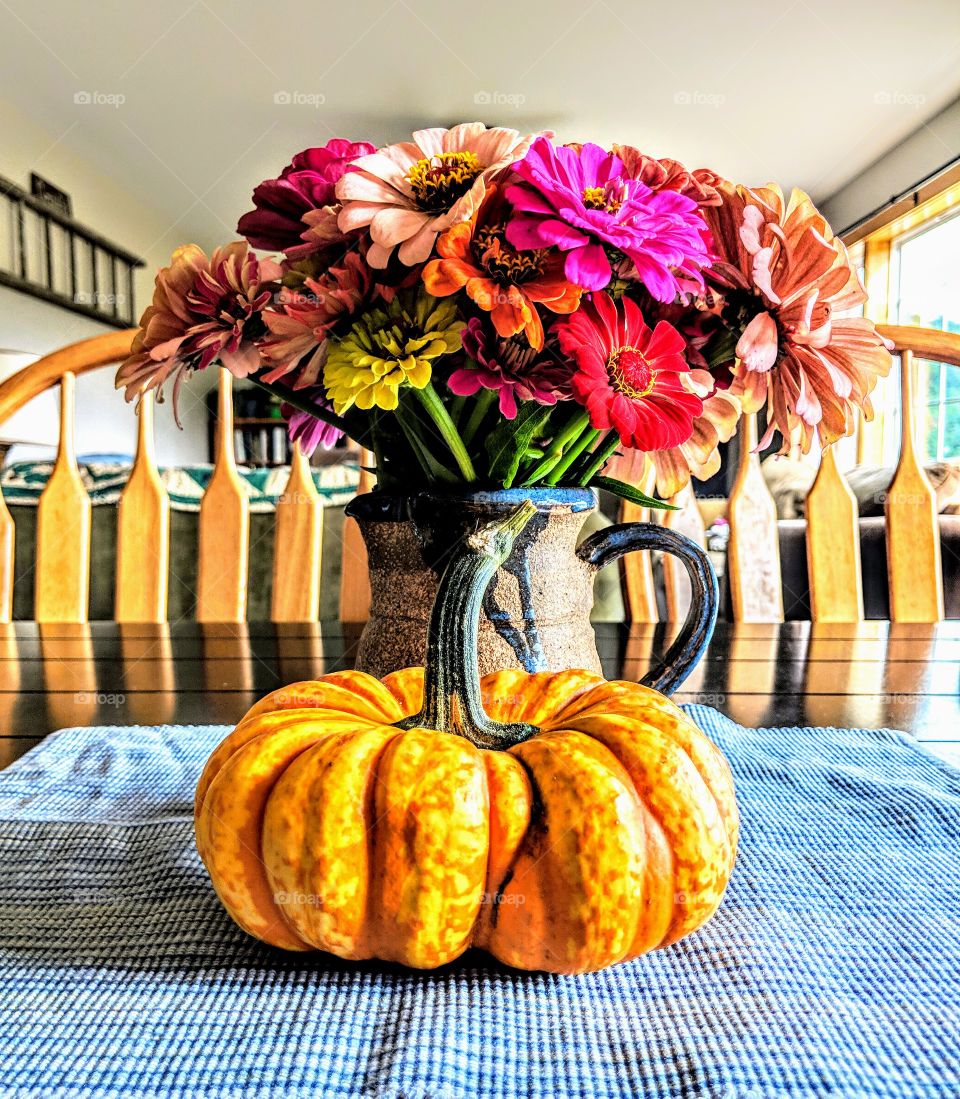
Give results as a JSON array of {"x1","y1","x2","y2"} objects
[{"x1": 422, "y1": 185, "x2": 581, "y2": 350}]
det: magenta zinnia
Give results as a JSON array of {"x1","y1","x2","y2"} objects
[
  {"x1": 556, "y1": 293, "x2": 702, "y2": 451},
  {"x1": 282, "y1": 390, "x2": 343, "y2": 455},
  {"x1": 116, "y1": 243, "x2": 279, "y2": 421},
  {"x1": 506, "y1": 138, "x2": 712, "y2": 297}
]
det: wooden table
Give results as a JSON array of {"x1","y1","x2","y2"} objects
[{"x1": 1, "y1": 620, "x2": 958, "y2": 769}]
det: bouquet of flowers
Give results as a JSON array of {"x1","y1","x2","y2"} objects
[{"x1": 117, "y1": 122, "x2": 892, "y2": 507}]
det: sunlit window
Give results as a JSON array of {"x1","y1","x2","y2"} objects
[{"x1": 893, "y1": 209, "x2": 960, "y2": 461}]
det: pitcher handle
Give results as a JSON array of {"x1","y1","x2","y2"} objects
[{"x1": 577, "y1": 523, "x2": 718, "y2": 695}]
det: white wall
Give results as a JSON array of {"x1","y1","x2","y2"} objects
[
  {"x1": 820, "y1": 95, "x2": 960, "y2": 235},
  {"x1": 0, "y1": 99, "x2": 217, "y2": 465}
]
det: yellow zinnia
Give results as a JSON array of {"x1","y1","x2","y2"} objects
[{"x1": 323, "y1": 292, "x2": 464, "y2": 414}]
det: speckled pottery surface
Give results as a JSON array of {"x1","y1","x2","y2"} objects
[
  {"x1": 345, "y1": 488, "x2": 719, "y2": 689},
  {"x1": 347, "y1": 489, "x2": 599, "y2": 678}
]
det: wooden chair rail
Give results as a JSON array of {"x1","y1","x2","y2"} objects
[
  {"x1": 0, "y1": 326, "x2": 955, "y2": 626},
  {"x1": 0, "y1": 334, "x2": 338, "y2": 625}
]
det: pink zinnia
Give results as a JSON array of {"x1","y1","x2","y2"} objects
[
  {"x1": 116, "y1": 243, "x2": 280, "y2": 422},
  {"x1": 237, "y1": 139, "x2": 375, "y2": 257},
  {"x1": 449, "y1": 317, "x2": 571, "y2": 419},
  {"x1": 336, "y1": 123, "x2": 539, "y2": 268},
  {"x1": 258, "y1": 252, "x2": 371, "y2": 389},
  {"x1": 283, "y1": 390, "x2": 343, "y2": 455},
  {"x1": 506, "y1": 137, "x2": 712, "y2": 298},
  {"x1": 555, "y1": 293, "x2": 702, "y2": 451},
  {"x1": 703, "y1": 182, "x2": 893, "y2": 451}
]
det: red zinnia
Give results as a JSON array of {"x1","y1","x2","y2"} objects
[{"x1": 556, "y1": 293, "x2": 702, "y2": 451}]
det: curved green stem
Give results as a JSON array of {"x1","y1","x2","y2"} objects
[
  {"x1": 395, "y1": 502, "x2": 539, "y2": 749},
  {"x1": 578, "y1": 431, "x2": 622, "y2": 486},
  {"x1": 545, "y1": 428, "x2": 600, "y2": 486},
  {"x1": 413, "y1": 382, "x2": 477, "y2": 483},
  {"x1": 460, "y1": 388, "x2": 497, "y2": 447},
  {"x1": 521, "y1": 410, "x2": 592, "y2": 485}
]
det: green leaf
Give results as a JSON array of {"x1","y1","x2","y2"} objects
[
  {"x1": 590, "y1": 475, "x2": 679, "y2": 511},
  {"x1": 485, "y1": 405, "x2": 553, "y2": 487}
]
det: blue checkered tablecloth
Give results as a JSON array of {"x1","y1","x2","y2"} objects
[{"x1": 1, "y1": 708, "x2": 959, "y2": 1098}]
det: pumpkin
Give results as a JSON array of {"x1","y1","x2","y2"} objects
[{"x1": 195, "y1": 502, "x2": 738, "y2": 974}]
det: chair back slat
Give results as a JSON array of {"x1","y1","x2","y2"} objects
[
  {"x1": 339, "y1": 452, "x2": 374, "y2": 623},
  {"x1": 727, "y1": 413, "x2": 784, "y2": 622},
  {"x1": 0, "y1": 491, "x2": 13, "y2": 624},
  {"x1": 660, "y1": 483, "x2": 708, "y2": 622},
  {"x1": 805, "y1": 446, "x2": 863, "y2": 622},
  {"x1": 619, "y1": 460, "x2": 658, "y2": 623},
  {"x1": 197, "y1": 371, "x2": 249, "y2": 623},
  {"x1": 35, "y1": 373, "x2": 90, "y2": 623},
  {"x1": 116, "y1": 393, "x2": 170, "y2": 622},
  {"x1": 271, "y1": 442, "x2": 323, "y2": 621},
  {"x1": 885, "y1": 349, "x2": 944, "y2": 622}
]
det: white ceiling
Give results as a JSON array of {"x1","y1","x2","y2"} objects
[{"x1": 2, "y1": 0, "x2": 960, "y2": 253}]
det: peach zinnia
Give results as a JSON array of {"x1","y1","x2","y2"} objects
[
  {"x1": 336, "y1": 123, "x2": 538, "y2": 268},
  {"x1": 422, "y1": 185, "x2": 581, "y2": 350},
  {"x1": 704, "y1": 182, "x2": 892, "y2": 451}
]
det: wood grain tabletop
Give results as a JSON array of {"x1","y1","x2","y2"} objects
[{"x1": 1, "y1": 620, "x2": 957, "y2": 769}]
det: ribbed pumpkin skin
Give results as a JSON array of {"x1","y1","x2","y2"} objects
[{"x1": 195, "y1": 667, "x2": 738, "y2": 974}]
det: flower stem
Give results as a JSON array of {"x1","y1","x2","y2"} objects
[
  {"x1": 413, "y1": 382, "x2": 477, "y2": 483},
  {"x1": 249, "y1": 375, "x2": 351, "y2": 436},
  {"x1": 578, "y1": 432, "x2": 622, "y2": 486},
  {"x1": 394, "y1": 402, "x2": 459, "y2": 484},
  {"x1": 545, "y1": 428, "x2": 600, "y2": 486},
  {"x1": 521, "y1": 409, "x2": 592, "y2": 485},
  {"x1": 448, "y1": 394, "x2": 467, "y2": 427},
  {"x1": 460, "y1": 388, "x2": 497, "y2": 447}
]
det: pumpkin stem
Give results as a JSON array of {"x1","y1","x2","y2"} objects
[{"x1": 396, "y1": 501, "x2": 540, "y2": 749}]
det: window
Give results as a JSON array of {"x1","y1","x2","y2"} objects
[
  {"x1": 892, "y1": 209, "x2": 960, "y2": 461},
  {"x1": 845, "y1": 175, "x2": 960, "y2": 469}
]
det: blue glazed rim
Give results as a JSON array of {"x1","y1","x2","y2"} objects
[{"x1": 345, "y1": 487, "x2": 596, "y2": 522}]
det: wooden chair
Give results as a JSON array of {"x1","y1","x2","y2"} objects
[
  {"x1": 0, "y1": 330, "x2": 341, "y2": 624},
  {"x1": 639, "y1": 325, "x2": 958, "y2": 624},
  {"x1": 2, "y1": 325, "x2": 952, "y2": 629}
]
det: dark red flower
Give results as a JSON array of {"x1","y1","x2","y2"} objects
[{"x1": 237, "y1": 138, "x2": 375, "y2": 256}]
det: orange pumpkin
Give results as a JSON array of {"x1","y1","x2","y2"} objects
[{"x1": 195, "y1": 503, "x2": 738, "y2": 973}]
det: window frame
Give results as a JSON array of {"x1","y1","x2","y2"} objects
[{"x1": 842, "y1": 175, "x2": 960, "y2": 467}]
